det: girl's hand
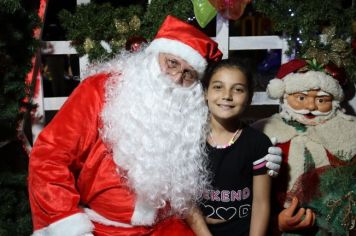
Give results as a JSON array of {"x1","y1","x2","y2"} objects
[{"x1": 185, "y1": 207, "x2": 212, "y2": 236}]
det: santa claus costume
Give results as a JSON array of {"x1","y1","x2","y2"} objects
[
  {"x1": 253, "y1": 59, "x2": 356, "y2": 234},
  {"x1": 28, "y1": 15, "x2": 222, "y2": 236}
]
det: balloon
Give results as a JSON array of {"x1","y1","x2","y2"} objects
[
  {"x1": 192, "y1": 0, "x2": 217, "y2": 28},
  {"x1": 208, "y1": 0, "x2": 252, "y2": 20}
]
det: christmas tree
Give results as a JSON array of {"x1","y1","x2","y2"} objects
[
  {"x1": 0, "y1": 0, "x2": 39, "y2": 235},
  {"x1": 59, "y1": 0, "x2": 195, "y2": 62},
  {"x1": 254, "y1": 0, "x2": 356, "y2": 83}
]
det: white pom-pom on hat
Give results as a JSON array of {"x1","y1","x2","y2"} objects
[{"x1": 267, "y1": 78, "x2": 286, "y2": 99}]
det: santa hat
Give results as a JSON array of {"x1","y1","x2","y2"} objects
[
  {"x1": 267, "y1": 59, "x2": 345, "y2": 101},
  {"x1": 146, "y1": 15, "x2": 222, "y2": 75}
]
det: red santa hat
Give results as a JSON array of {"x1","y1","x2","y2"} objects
[
  {"x1": 267, "y1": 59, "x2": 345, "y2": 101},
  {"x1": 146, "y1": 15, "x2": 222, "y2": 75}
]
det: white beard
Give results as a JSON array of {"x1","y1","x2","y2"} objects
[
  {"x1": 280, "y1": 96, "x2": 340, "y2": 126},
  {"x1": 100, "y1": 51, "x2": 210, "y2": 216}
]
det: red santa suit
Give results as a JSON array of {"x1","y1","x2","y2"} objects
[
  {"x1": 28, "y1": 73, "x2": 195, "y2": 236},
  {"x1": 28, "y1": 15, "x2": 223, "y2": 236}
]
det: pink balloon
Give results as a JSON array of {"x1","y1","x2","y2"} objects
[{"x1": 208, "y1": 0, "x2": 252, "y2": 20}]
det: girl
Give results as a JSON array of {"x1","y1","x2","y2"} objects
[{"x1": 187, "y1": 58, "x2": 271, "y2": 236}]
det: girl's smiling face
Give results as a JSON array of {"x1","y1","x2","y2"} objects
[{"x1": 205, "y1": 67, "x2": 250, "y2": 123}]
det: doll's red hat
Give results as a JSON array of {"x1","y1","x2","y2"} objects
[
  {"x1": 267, "y1": 59, "x2": 345, "y2": 101},
  {"x1": 146, "y1": 15, "x2": 222, "y2": 75}
]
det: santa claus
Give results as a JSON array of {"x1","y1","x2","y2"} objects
[
  {"x1": 253, "y1": 59, "x2": 356, "y2": 235},
  {"x1": 28, "y1": 16, "x2": 282, "y2": 236}
]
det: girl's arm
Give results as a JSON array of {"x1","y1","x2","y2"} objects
[
  {"x1": 249, "y1": 174, "x2": 271, "y2": 236},
  {"x1": 185, "y1": 206, "x2": 212, "y2": 236}
]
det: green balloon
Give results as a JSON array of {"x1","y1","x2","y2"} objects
[{"x1": 192, "y1": 0, "x2": 217, "y2": 28}]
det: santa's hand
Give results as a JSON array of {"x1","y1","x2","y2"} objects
[
  {"x1": 265, "y1": 137, "x2": 282, "y2": 177},
  {"x1": 278, "y1": 197, "x2": 315, "y2": 232}
]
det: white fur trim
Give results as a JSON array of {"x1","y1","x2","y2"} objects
[
  {"x1": 253, "y1": 112, "x2": 356, "y2": 207},
  {"x1": 254, "y1": 113, "x2": 356, "y2": 161},
  {"x1": 267, "y1": 71, "x2": 344, "y2": 101},
  {"x1": 309, "y1": 111, "x2": 356, "y2": 160},
  {"x1": 31, "y1": 213, "x2": 94, "y2": 236},
  {"x1": 145, "y1": 38, "x2": 207, "y2": 75},
  {"x1": 267, "y1": 78, "x2": 285, "y2": 99},
  {"x1": 130, "y1": 198, "x2": 157, "y2": 226},
  {"x1": 252, "y1": 114, "x2": 297, "y2": 143},
  {"x1": 84, "y1": 208, "x2": 133, "y2": 228},
  {"x1": 284, "y1": 136, "x2": 330, "y2": 208}
]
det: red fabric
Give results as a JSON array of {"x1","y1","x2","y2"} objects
[
  {"x1": 288, "y1": 166, "x2": 330, "y2": 206},
  {"x1": 29, "y1": 73, "x2": 109, "y2": 230},
  {"x1": 273, "y1": 140, "x2": 350, "y2": 209},
  {"x1": 154, "y1": 15, "x2": 222, "y2": 63},
  {"x1": 323, "y1": 63, "x2": 347, "y2": 86},
  {"x1": 276, "y1": 59, "x2": 307, "y2": 79},
  {"x1": 272, "y1": 142, "x2": 291, "y2": 208},
  {"x1": 28, "y1": 73, "x2": 191, "y2": 235},
  {"x1": 326, "y1": 149, "x2": 349, "y2": 166},
  {"x1": 92, "y1": 216, "x2": 194, "y2": 236},
  {"x1": 151, "y1": 217, "x2": 194, "y2": 236}
]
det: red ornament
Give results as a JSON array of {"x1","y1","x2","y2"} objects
[
  {"x1": 208, "y1": 0, "x2": 252, "y2": 20},
  {"x1": 352, "y1": 38, "x2": 356, "y2": 55},
  {"x1": 324, "y1": 63, "x2": 347, "y2": 87},
  {"x1": 125, "y1": 36, "x2": 148, "y2": 52}
]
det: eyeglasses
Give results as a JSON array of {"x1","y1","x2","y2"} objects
[{"x1": 163, "y1": 55, "x2": 198, "y2": 86}]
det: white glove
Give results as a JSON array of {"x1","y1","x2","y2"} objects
[
  {"x1": 82, "y1": 234, "x2": 94, "y2": 236},
  {"x1": 265, "y1": 137, "x2": 282, "y2": 177}
]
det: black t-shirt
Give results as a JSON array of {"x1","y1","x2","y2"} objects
[{"x1": 200, "y1": 125, "x2": 271, "y2": 236}]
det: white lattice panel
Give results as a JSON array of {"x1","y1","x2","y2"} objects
[{"x1": 34, "y1": 9, "x2": 356, "y2": 143}]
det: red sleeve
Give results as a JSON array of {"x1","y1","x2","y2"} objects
[{"x1": 28, "y1": 73, "x2": 108, "y2": 231}]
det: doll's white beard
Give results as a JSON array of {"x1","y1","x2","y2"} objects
[
  {"x1": 100, "y1": 51, "x2": 210, "y2": 216},
  {"x1": 280, "y1": 97, "x2": 339, "y2": 126}
]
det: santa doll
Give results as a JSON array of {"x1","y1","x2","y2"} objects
[{"x1": 253, "y1": 59, "x2": 356, "y2": 235}]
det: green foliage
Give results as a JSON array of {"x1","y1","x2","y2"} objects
[
  {"x1": 254, "y1": 0, "x2": 354, "y2": 54},
  {"x1": 306, "y1": 58, "x2": 324, "y2": 71},
  {"x1": 0, "y1": 0, "x2": 38, "y2": 234},
  {"x1": 0, "y1": 0, "x2": 22, "y2": 12},
  {"x1": 59, "y1": 3, "x2": 145, "y2": 62},
  {"x1": 0, "y1": 0, "x2": 39, "y2": 141},
  {"x1": 306, "y1": 165, "x2": 356, "y2": 235},
  {"x1": 253, "y1": 0, "x2": 356, "y2": 83},
  {"x1": 58, "y1": 0, "x2": 195, "y2": 63},
  {"x1": 140, "y1": 0, "x2": 194, "y2": 40},
  {"x1": 0, "y1": 172, "x2": 32, "y2": 236},
  {"x1": 0, "y1": 140, "x2": 32, "y2": 236}
]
